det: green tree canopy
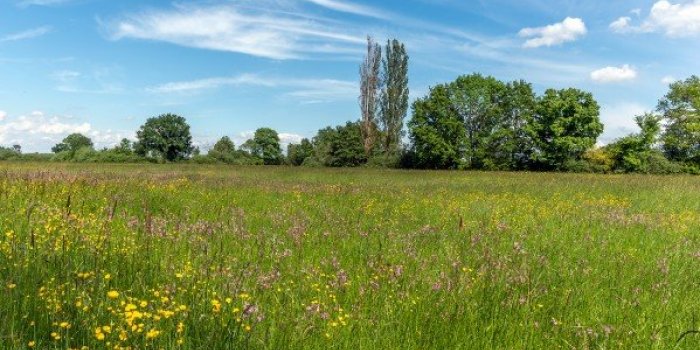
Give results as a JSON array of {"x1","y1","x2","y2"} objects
[
  {"x1": 51, "y1": 133, "x2": 94, "y2": 154},
  {"x1": 312, "y1": 121, "x2": 367, "y2": 167},
  {"x1": 244, "y1": 128, "x2": 283, "y2": 165},
  {"x1": 658, "y1": 76, "x2": 700, "y2": 164},
  {"x1": 135, "y1": 114, "x2": 193, "y2": 162},
  {"x1": 208, "y1": 136, "x2": 238, "y2": 163},
  {"x1": 533, "y1": 88, "x2": 603, "y2": 169},
  {"x1": 607, "y1": 113, "x2": 663, "y2": 172},
  {"x1": 408, "y1": 85, "x2": 467, "y2": 169},
  {"x1": 287, "y1": 138, "x2": 314, "y2": 166}
]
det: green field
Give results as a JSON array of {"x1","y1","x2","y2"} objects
[{"x1": 1, "y1": 163, "x2": 699, "y2": 349}]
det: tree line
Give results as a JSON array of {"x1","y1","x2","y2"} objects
[{"x1": 1, "y1": 37, "x2": 698, "y2": 174}]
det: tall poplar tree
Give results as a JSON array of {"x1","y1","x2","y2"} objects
[
  {"x1": 359, "y1": 36, "x2": 382, "y2": 157},
  {"x1": 379, "y1": 39, "x2": 409, "y2": 156}
]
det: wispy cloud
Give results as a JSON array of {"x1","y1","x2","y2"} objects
[
  {"x1": 106, "y1": 4, "x2": 365, "y2": 60},
  {"x1": 148, "y1": 74, "x2": 357, "y2": 103},
  {"x1": 16, "y1": 0, "x2": 72, "y2": 7},
  {"x1": 303, "y1": 0, "x2": 389, "y2": 19},
  {"x1": 0, "y1": 26, "x2": 52, "y2": 42}
]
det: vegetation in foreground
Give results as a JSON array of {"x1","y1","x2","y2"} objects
[{"x1": 1, "y1": 163, "x2": 699, "y2": 349}]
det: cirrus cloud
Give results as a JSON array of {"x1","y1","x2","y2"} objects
[{"x1": 106, "y1": 3, "x2": 365, "y2": 60}]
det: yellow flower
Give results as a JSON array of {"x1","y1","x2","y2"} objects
[
  {"x1": 104, "y1": 274, "x2": 111, "y2": 280},
  {"x1": 28, "y1": 341, "x2": 36, "y2": 348},
  {"x1": 95, "y1": 332, "x2": 105, "y2": 341},
  {"x1": 7, "y1": 283, "x2": 16, "y2": 290},
  {"x1": 102, "y1": 325, "x2": 112, "y2": 333},
  {"x1": 145, "y1": 329, "x2": 161, "y2": 339},
  {"x1": 59, "y1": 322, "x2": 70, "y2": 329},
  {"x1": 107, "y1": 291, "x2": 119, "y2": 299},
  {"x1": 140, "y1": 301, "x2": 148, "y2": 308}
]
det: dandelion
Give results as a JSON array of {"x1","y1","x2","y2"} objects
[
  {"x1": 107, "y1": 290, "x2": 119, "y2": 299},
  {"x1": 7, "y1": 283, "x2": 16, "y2": 290},
  {"x1": 28, "y1": 341, "x2": 35, "y2": 348}
]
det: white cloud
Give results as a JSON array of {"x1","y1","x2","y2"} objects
[
  {"x1": 661, "y1": 75, "x2": 677, "y2": 84},
  {"x1": 609, "y1": 17, "x2": 632, "y2": 32},
  {"x1": 599, "y1": 102, "x2": 650, "y2": 144},
  {"x1": 304, "y1": 0, "x2": 388, "y2": 19},
  {"x1": 519, "y1": 17, "x2": 587, "y2": 48},
  {"x1": 229, "y1": 131, "x2": 305, "y2": 151},
  {"x1": 0, "y1": 111, "x2": 92, "y2": 151},
  {"x1": 279, "y1": 133, "x2": 305, "y2": 145},
  {"x1": 0, "y1": 26, "x2": 51, "y2": 42},
  {"x1": 148, "y1": 74, "x2": 357, "y2": 103},
  {"x1": 0, "y1": 111, "x2": 6, "y2": 122},
  {"x1": 611, "y1": 1, "x2": 700, "y2": 36},
  {"x1": 590, "y1": 65, "x2": 638, "y2": 83},
  {"x1": 107, "y1": 4, "x2": 364, "y2": 60},
  {"x1": 646, "y1": 0, "x2": 700, "y2": 36}
]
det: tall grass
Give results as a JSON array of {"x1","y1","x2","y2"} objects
[{"x1": 0, "y1": 163, "x2": 699, "y2": 349}]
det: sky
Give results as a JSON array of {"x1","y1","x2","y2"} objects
[{"x1": 1, "y1": 0, "x2": 699, "y2": 152}]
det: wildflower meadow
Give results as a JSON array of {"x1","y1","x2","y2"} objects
[{"x1": 1, "y1": 163, "x2": 699, "y2": 349}]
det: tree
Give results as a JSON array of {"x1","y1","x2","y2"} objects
[
  {"x1": 360, "y1": 36, "x2": 382, "y2": 157},
  {"x1": 492, "y1": 80, "x2": 537, "y2": 170},
  {"x1": 447, "y1": 74, "x2": 507, "y2": 169},
  {"x1": 245, "y1": 128, "x2": 283, "y2": 165},
  {"x1": 379, "y1": 39, "x2": 409, "y2": 155},
  {"x1": 408, "y1": 85, "x2": 467, "y2": 169},
  {"x1": 12, "y1": 145, "x2": 21, "y2": 154},
  {"x1": 312, "y1": 121, "x2": 367, "y2": 167},
  {"x1": 113, "y1": 138, "x2": 133, "y2": 155},
  {"x1": 52, "y1": 133, "x2": 94, "y2": 154},
  {"x1": 607, "y1": 113, "x2": 662, "y2": 172},
  {"x1": 533, "y1": 88, "x2": 603, "y2": 169},
  {"x1": 135, "y1": 114, "x2": 193, "y2": 161},
  {"x1": 208, "y1": 136, "x2": 237, "y2": 163},
  {"x1": 658, "y1": 76, "x2": 700, "y2": 165},
  {"x1": 287, "y1": 138, "x2": 314, "y2": 166}
]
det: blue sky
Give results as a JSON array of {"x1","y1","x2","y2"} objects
[{"x1": 1, "y1": 0, "x2": 699, "y2": 152}]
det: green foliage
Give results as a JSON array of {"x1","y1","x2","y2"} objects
[
  {"x1": 0, "y1": 146, "x2": 22, "y2": 160},
  {"x1": 533, "y1": 88, "x2": 603, "y2": 170},
  {"x1": 407, "y1": 75, "x2": 539, "y2": 170},
  {"x1": 113, "y1": 138, "x2": 134, "y2": 155},
  {"x1": 287, "y1": 138, "x2": 314, "y2": 166},
  {"x1": 135, "y1": 114, "x2": 194, "y2": 162},
  {"x1": 208, "y1": 136, "x2": 238, "y2": 163},
  {"x1": 408, "y1": 85, "x2": 467, "y2": 169},
  {"x1": 51, "y1": 133, "x2": 94, "y2": 154},
  {"x1": 380, "y1": 39, "x2": 409, "y2": 155},
  {"x1": 311, "y1": 121, "x2": 367, "y2": 167},
  {"x1": 243, "y1": 128, "x2": 283, "y2": 165},
  {"x1": 658, "y1": 76, "x2": 700, "y2": 165}
]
